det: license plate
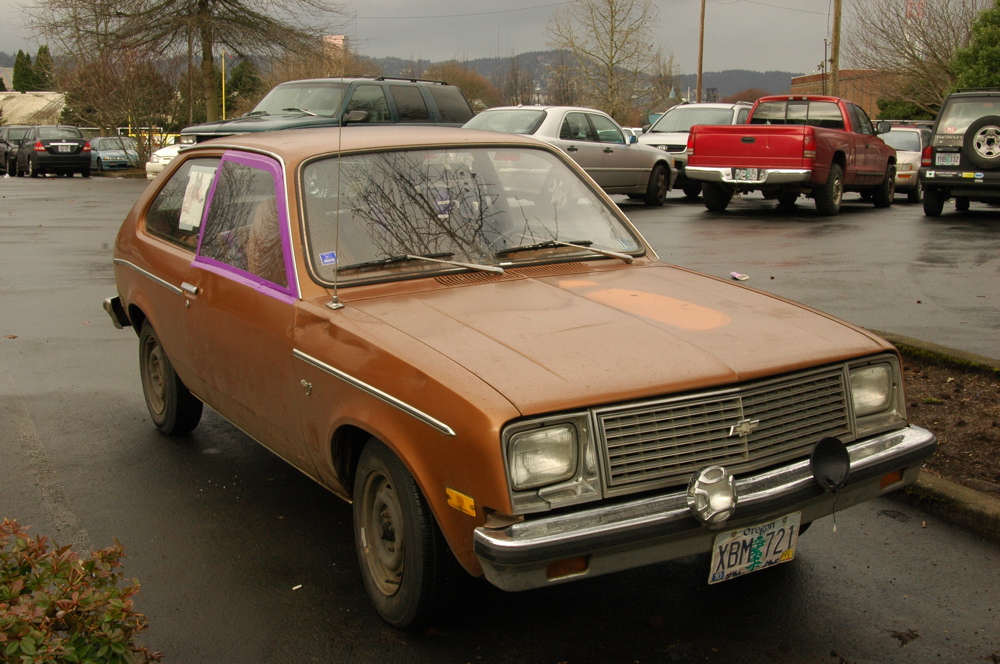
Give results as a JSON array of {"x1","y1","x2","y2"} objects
[
  {"x1": 709, "y1": 512, "x2": 800, "y2": 584},
  {"x1": 733, "y1": 168, "x2": 759, "y2": 181},
  {"x1": 936, "y1": 153, "x2": 960, "y2": 166},
  {"x1": 58, "y1": 145, "x2": 72, "y2": 153}
]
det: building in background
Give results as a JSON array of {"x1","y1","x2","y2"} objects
[{"x1": 789, "y1": 70, "x2": 886, "y2": 120}]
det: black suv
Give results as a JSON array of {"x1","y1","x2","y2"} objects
[
  {"x1": 1, "y1": 125, "x2": 31, "y2": 176},
  {"x1": 181, "y1": 76, "x2": 475, "y2": 142},
  {"x1": 919, "y1": 88, "x2": 1000, "y2": 216}
]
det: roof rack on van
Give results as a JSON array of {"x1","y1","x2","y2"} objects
[{"x1": 373, "y1": 76, "x2": 450, "y2": 85}]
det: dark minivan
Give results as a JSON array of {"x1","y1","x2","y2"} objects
[{"x1": 181, "y1": 76, "x2": 475, "y2": 142}]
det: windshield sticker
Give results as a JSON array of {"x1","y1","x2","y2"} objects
[
  {"x1": 319, "y1": 251, "x2": 338, "y2": 266},
  {"x1": 178, "y1": 165, "x2": 217, "y2": 231}
]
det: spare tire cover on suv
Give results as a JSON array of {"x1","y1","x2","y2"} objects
[{"x1": 962, "y1": 115, "x2": 1000, "y2": 170}]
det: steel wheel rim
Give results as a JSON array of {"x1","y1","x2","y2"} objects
[
  {"x1": 142, "y1": 337, "x2": 166, "y2": 415},
  {"x1": 655, "y1": 170, "x2": 667, "y2": 200},
  {"x1": 974, "y1": 126, "x2": 1000, "y2": 159},
  {"x1": 832, "y1": 173, "x2": 843, "y2": 207},
  {"x1": 360, "y1": 471, "x2": 405, "y2": 596}
]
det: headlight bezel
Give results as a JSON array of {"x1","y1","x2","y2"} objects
[{"x1": 848, "y1": 355, "x2": 906, "y2": 438}]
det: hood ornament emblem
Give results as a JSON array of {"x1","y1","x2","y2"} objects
[{"x1": 687, "y1": 465, "x2": 738, "y2": 525}]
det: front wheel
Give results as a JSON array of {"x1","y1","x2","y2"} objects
[
  {"x1": 28, "y1": 158, "x2": 40, "y2": 178},
  {"x1": 5, "y1": 157, "x2": 14, "y2": 177},
  {"x1": 907, "y1": 179, "x2": 922, "y2": 204},
  {"x1": 814, "y1": 163, "x2": 843, "y2": 215},
  {"x1": 681, "y1": 182, "x2": 702, "y2": 199},
  {"x1": 702, "y1": 182, "x2": 733, "y2": 212},
  {"x1": 643, "y1": 163, "x2": 668, "y2": 206},
  {"x1": 139, "y1": 320, "x2": 203, "y2": 434},
  {"x1": 872, "y1": 164, "x2": 896, "y2": 208},
  {"x1": 923, "y1": 187, "x2": 945, "y2": 217},
  {"x1": 955, "y1": 197, "x2": 970, "y2": 212},
  {"x1": 354, "y1": 440, "x2": 449, "y2": 629}
]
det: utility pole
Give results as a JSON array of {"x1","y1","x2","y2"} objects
[
  {"x1": 830, "y1": 0, "x2": 842, "y2": 97},
  {"x1": 697, "y1": 0, "x2": 705, "y2": 102}
]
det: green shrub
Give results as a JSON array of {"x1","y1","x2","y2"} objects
[{"x1": 0, "y1": 519, "x2": 160, "y2": 663}]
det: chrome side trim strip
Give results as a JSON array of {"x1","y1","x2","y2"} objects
[
  {"x1": 114, "y1": 259, "x2": 183, "y2": 295},
  {"x1": 292, "y1": 349, "x2": 456, "y2": 437}
]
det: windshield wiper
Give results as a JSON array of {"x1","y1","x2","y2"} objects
[
  {"x1": 282, "y1": 107, "x2": 318, "y2": 116},
  {"x1": 245, "y1": 110, "x2": 269, "y2": 116},
  {"x1": 496, "y1": 239, "x2": 633, "y2": 264},
  {"x1": 339, "y1": 252, "x2": 504, "y2": 275}
]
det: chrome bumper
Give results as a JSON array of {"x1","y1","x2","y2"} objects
[
  {"x1": 474, "y1": 425, "x2": 936, "y2": 591},
  {"x1": 103, "y1": 296, "x2": 131, "y2": 329},
  {"x1": 685, "y1": 166, "x2": 812, "y2": 186}
]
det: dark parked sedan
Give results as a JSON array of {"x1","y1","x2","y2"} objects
[
  {"x1": 14, "y1": 125, "x2": 91, "y2": 178},
  {"x1": 1, "y1": 124, "x2": 31, "y2": 176}
]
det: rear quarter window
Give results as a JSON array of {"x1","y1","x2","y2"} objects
[
  {"x1": 390, "y1": 85, "x2": 431, "y2": 122},
  {"x1": 428, "y1": 86, "x2": 474, "y2": 123}
]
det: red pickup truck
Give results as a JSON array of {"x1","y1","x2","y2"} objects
[{"x1": 685, "y1": 95, "x2": 897, "y2": 215}]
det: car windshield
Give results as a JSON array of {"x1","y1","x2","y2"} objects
[
  {"x1": 95, "y1": 137, "x2": 138, "y2": 150},
  {"x1": 38, "y1": 127, "x2": 83, "y2": 140},
  {"x1": 302, "y1": 146, "x2": 642, "y2": 284},
  {"x1": 251, "y1": 81, "x2": 347, "y2": 117},
  {"x1": 463, "y1": 110, "x2": 547, "y2": 135},
  {"x1": 936, "y1": 99, "x2": 1000, "y2": 135},
  {"x1": 882, "y1": 130, "x2": 921, "y2": 152},
  {"x1": 650, "y1": 107, "x2": 736, "y2": 132}
]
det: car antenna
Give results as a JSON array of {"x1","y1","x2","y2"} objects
[{"x1": 327, "y1": 70, "x2": 346, "y2": 311}]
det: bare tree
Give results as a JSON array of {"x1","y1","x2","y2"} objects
[
  {"x1": 25, "y1": 0, "x2": 348, "y2": 124},
  {"x1": 495, "y1": 54, "x2": 536, "y2": 106},
  {"x1": 543, "y1": 51, "x2": 580, "y2": 106},
  {"x1": 844, "y1": 0, "x2": 992, "y2": 115},
  {"x1": 545, "y1": 0, "x2": 662, "y2": 123},
  {"x1": 424, "y1": 61, "x2": 500, "y2": 112}
]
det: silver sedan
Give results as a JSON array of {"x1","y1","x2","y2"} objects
[{"x1": 464, "y1": 105, "x2": 676, "y2": 206}]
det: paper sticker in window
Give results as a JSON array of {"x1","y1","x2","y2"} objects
[{"x1": 179, "y1": 165, "x2": 218, "y2": 231}]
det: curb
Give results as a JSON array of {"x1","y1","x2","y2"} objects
[{"x1": 876, "y1": 331, "x2": 1000, "y2": 545}]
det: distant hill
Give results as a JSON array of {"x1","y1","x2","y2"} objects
[{"x1": 370, "y1": 52, "x2": 803, "y2": 99}]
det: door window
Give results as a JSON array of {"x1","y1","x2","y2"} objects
[
  {"x1": 144, "y1": 157, "x2": 221, "y2": 250},
  {"x1": 389, "y1": 85, "x2": 431, "y2": 122},
  {"x1": 560, "y1": 113, "x2": 598, "y2": 141},
  {"x1": 347, "y1": 85, "x2": 391, "y2": 123},
  {"x1": 589, "y1": 113, "x2": 626, "y2": 144}
]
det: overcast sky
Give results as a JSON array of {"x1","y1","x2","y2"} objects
[{"x1": 1, "y1": 0, "x2": 838, "y2": 76}]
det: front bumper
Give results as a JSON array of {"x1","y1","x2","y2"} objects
[
  {"x1": 474, "y1": 424, "x2": 935, "y2": 591},
  {"x1": 685, "y1": 166, "x2": 811, "y2": 186}
]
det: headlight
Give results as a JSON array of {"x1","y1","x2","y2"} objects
[
  {"x1": 509, "y1": 425, "x2": 578, "y2": 490},
  {"x1": 850, "y1": 364, "x2": 892, "y2": 416},
  {"x1": 151, "y1": 154, "x2": 162, "y2": 163}
]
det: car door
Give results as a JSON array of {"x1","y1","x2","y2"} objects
[
  {"x1": 551, "y1": 111, "x2": 608, "y2": 185},
  {"x1": 180, "y1": 151, "x2": 312, "y2": 469},
  {"x1": 588, "y1": 111, "x2": 644, "y2": 190},
  {"x1": 848, "y1": 103, "x2": 883, "y2": 185}
]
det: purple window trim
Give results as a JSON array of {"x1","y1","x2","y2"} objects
[{"x1": 192, "y1": 150, "x2": 300, "y2": 302}]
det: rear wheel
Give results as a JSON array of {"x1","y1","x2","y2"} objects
[
  {"x1": 354, "y1": 440, "x2": 449, "y2": 629},
  {"x1": 814, "y1": 163, "x2": 843, "y2": 215},
  {"x1": 139, "y1": 320, "x2": 202, "y2": 434},
  {"x1": 922, "y1": 187, "x2": 945, "y2": 217},
  {"x1": 643, "y1": 164, "x2": 668, "y2": 206},
  {"x1": 872, "y1": 164, "x2": 896, "y2": 208},
  {"x1": 81, "y1": 168, "x2": 91, "y2": 178},
  {"x1": 702, "y1": 182, "x2": 733, "y2": 212}
]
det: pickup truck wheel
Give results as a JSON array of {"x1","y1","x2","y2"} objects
[
  {"x1": 962, "y1": 115, "x2": 1000, "y2": 170},
  {"x1": 814, "y1": 163, "x2": 843, "y2": 215},
  {"x1": 702, "y1": 182, "x2": 733, "y2": 212},
  {"x1": 354, "y1": 440, "x2": 447, "y2": 629},
  {"x1": 777, "y1": 191, "x2": 799, "y2": 206},
  {"x1": 139, "y1": 320, "x2": 203, "y2": 435},
  {"x1": 872, "y1": 164, "x2": 896, "y2": 208},
  {"x1": 681, "y1": 182, "x2": 702, "y2": 199},
  {"x1": 907, "y1": 179, "x2": 922, "y2": 204},
  {"x1": 643, "y1": 164, "x2": 668, "y2": 206},
  {"x1": 922, "y1": 187, "x2": 945, "y2": 217}
]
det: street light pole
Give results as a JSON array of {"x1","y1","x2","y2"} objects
[
  {"x1": 696, "y1": 0, "x2": 705, "y2": 102},
  {"x1": 830, "y1": 0, "x2": 842, "y2": 97}
]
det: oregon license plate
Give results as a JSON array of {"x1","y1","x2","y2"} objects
[
  {"x1": 733, "y1": 168, "x2": 759, "y2": 181},
  {"x1": 936, "y1": 153, "x2": 960, "y2": 166},
  {"x1": 709, "y1": 512, "x2": 800, "y2": 584}
]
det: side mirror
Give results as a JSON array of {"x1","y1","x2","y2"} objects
[
  {"x1": 343, "y1": 110, "x2": 369, "y2": 125},
  {"x1": 875, "y1": 120, "x2": 891, "y2": 135},
  {"x1": 629, "y1": 133, "x2": 638, "y2": 144}
]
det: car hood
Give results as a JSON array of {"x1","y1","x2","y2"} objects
[{"x1": 347, "y1": 263, "x2": 889, "y2": 414}]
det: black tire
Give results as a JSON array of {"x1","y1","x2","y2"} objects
[
  {"x1": 643, "y1": 163, "x2": 668, "y2": 206},
  {"x1": 906, "y1": 179, "x2": 922, "y2": 204},
  {"x1": 955, "y1": 197, "x2": 970, "y2": 212},
  {"x1": 81, "y1": 168, "x2": 91, "y2": 178},
  {"x1": 681, "y1": 182, "x2": 702, "y2": 199},
  {"x1": 777, "y1": 191, "x2": 799, "y2": 206},
  {"x1": 814, "y1": 163, "x2": 843, "y2": 216},
  {"x1": 5, "y1": 157, "x2": 14, "y2": 177},
  {"x1": 96, "y1": 158, "x2": 103, "y2": 172},
  {"x1": 962, "y1": 115, "x2": 1000, "y2": 171},
  {"x1": 139, "y1": 320, "x2": 203, "y2": 435},
  {"x1": 28, "y1": 158, "x2": 40, "y2": 178},
  {"x1": 353, "y1": 439, "x2": 449, "y2": 629},
  {"x1": 872, "y1": 164, "x2": 896, "y2": 208},
  {"x1": 702, "y1": 182, "x2": 733, "y2": 212},
  {"x1": 923, "y1": 187, "x2": 945, "y2": 217}
]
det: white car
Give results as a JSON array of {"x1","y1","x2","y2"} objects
[
  {"x1": 881, "y1": 123, "x2": 931, "y2": 203},
  {"x1": 639, "y1": 102, "x2": 752, "y2": 199},
  {"x1": 145, "y1": 137, "x2": 194, "y2": 180},
  {"x1": 464, "y1": 106, "x2": 676, "y2": 206}
]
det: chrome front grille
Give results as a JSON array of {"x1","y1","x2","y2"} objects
[{"x1": 596, "y1": 368, "x2": 851, "y2": 495}]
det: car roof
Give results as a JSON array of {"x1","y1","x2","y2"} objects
[
  {"x1": 479, "y1": 105, "x2": 607, "y2": 115},
  {"x1": 275, "y1": 76, "x2": 452, "y2": 86},
  {"x1": 186, "y1": 125, "x2": 553, "y2": 159}
]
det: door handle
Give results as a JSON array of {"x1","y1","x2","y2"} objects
[
  {"x1": 181, "y1": 282, "x2": 199, "y2": 295},
  {"x1": 604, "y1": 147, "x2": 614, "y2": 154},
  {"x1": 566, "y1": 145, "x2": 578, "y2": 152}
]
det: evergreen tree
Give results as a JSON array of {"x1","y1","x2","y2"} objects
[
  {"x1": 34, "y1": 45, "x2": 55, "y2": 90},
  {"x1": 12, "y1": 50, "x2": 27, "y2": 91},
  {"x1": 0, "y1": 77, "x2": 7, "y2": 92},
  {"x1": 952, "y1": 0, "x2": 1000, "y2": 90}
]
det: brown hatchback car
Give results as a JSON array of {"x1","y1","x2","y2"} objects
[{"x1": 105, "y1": 126, "x2": 936, "y2": 628}]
